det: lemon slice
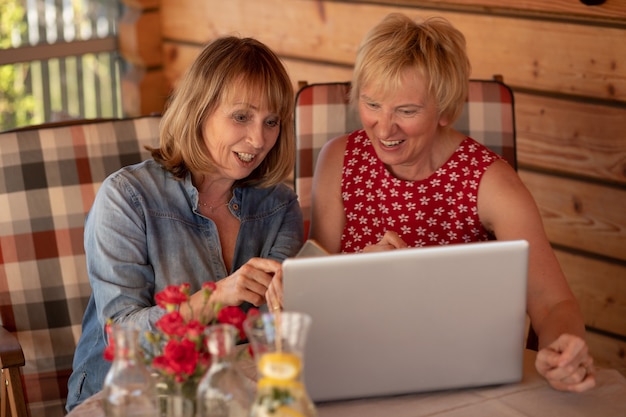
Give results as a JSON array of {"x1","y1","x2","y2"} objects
[
  {"x1": 257, "y1": 377, "x2": 304, "y2": 391},
  {"x1": 273, "y1": 406, "x2": 306, "y2": 417},
  {"x1": 253, "y1": 405, "x2": 306, "y2": 417},
  {"x1": 258, "y1": 352, "x2": 302, "y2": 380}
]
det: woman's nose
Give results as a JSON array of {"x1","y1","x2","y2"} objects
[
  {"x1": 247, "y1": 123, "x2": 265, "y2": 148},
  {"x1": 373, "y1": 112, "x2": 395, "y2": 140}
]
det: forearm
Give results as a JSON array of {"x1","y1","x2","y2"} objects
[{"x1": 535, "y1": 299, "x2": 586, "y2": 350}]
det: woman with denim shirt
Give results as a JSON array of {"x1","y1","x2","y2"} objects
[{"x1": 66, "y1": 36, "x2": 303, "y2": 411}]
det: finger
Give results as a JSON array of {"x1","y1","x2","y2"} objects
[
  {"x1": 536, "y1": 347, "x2": 562, "y2": 371},
  {"x1": 237, "y1": 263, "x2": 274, "y2": 289},
  {"x1": 560, "y1": 367, "x2": 597, "y2": 393},
  {"x1": 266, "y1": 271, "x2": 283, "y2": 311},
  {"x1": 272, "y1": 268, "x2": 284, "y2": 301},
  {"x1": 555, "y1": 336, "x2": 587, "y2": 368},
  {"x1": 383, "y1": 231, "x2": 409, "y2": 249},
  {"x1": 245, "y1": 257, "x2": 282, "y2": 274}
]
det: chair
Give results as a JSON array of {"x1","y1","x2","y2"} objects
[
  {"x1": 0, "y1": 116, "x2": 161, "y2": 417},
  {"x1": 293, "y1": 79, "x2": 538, "y2": 349},
  {"x1": 294, "y1": 78, "x2": 516, "y2": 236}
]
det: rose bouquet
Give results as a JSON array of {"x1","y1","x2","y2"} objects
[{"x1": 104, "y1": 282, "x2": 258, "y2": 394}]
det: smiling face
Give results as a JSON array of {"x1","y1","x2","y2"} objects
[
  {"x1": 201, "y1": 89, "x2": 281, "y2": 183},
  {"x1": 358, "y1": 69, "x2": 450, "y2": 180}
]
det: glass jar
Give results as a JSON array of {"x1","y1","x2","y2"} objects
[
  {"x1": 196, "y1": 324, "x2": 254, "y2": 417},
  {"x1": 244, "y1": 311, "x2": 316, "y2": 417},
  {"x1": 155, "y1": 377, "x2": 195, "y2": 417},
  {"x1": 102, "y1": 323, "x2": 157, "y2": 417}
]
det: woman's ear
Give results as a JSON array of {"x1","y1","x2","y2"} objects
[{"x1": 438, "y1": 113, "x2": 451, "y2": 127}]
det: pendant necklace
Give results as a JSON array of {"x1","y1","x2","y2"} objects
[{"x1": 198, "y1": 191, "x2": 232, "y2": 213}]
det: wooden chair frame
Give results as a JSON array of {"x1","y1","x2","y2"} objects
[{"x1": 0, "y1": 327, "x2": 30, "y2": 417}]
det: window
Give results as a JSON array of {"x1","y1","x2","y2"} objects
[{"x1": 0, "y1": 0, "x2": 122, "y2": 130}]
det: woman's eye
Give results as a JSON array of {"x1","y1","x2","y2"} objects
[
  {"x1": 399, "y1": 109, "x2": 417, "y2": 117},
  {"x1": 233, "y1": 112, "x2": 250, "y2": 123},
  {"x1": 265, "y1": 118, "x2": 280, "y2": 128},
  {"x1": 366, "y1": 102, "x2": 380, "y2": 110}
]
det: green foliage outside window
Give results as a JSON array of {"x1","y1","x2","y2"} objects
[{"x1": 0, "y1": 0, "x2": 36, "y2": 130}]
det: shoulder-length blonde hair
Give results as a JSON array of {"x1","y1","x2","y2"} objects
[
  {"x1": 350, "y1": 13, "x2": 470, "y2": 125},
  {"x1": 150, "y1": 36, "x2": 295, "y2": 188}
]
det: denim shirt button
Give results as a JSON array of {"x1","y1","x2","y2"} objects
[{"x1": 232, "y1": 203, "x2": 239, "y2": 211}]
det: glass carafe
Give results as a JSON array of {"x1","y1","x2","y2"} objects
[
  {"x1": 196, "y1": 324, "x2": 254, "y2": 417},
  {"x1": 102, "y1": 323, "x2": 157, "y2": 417},
  {"x1": 244, "y1": 311, "x2": 316, "y2": 417}
]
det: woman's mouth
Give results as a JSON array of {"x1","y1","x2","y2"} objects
[
  {"x1": 380, "y1": 139, "x2": 405, "y2": 147},
  {"x1": 235, "y1": 152, "x2": 255, "y2": 162}
]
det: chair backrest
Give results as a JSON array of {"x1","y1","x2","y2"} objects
[
  {"x1": 0, "y1": 116, "x2": 161, "y2": 417},
  {"x1": 294, "y1": 79, "x2": 516, "y2": 234}
]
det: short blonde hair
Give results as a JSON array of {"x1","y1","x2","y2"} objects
[
  {"x1": 351, "y1": 13, "x2": 470, "y2": 124},
  {"x1": 151, "y1": 36, "x2": 295, "y2": 188}
]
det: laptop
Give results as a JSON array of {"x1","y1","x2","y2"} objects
[{"x1": 282, "y1": 239, "x2": 529, "y2": 402}]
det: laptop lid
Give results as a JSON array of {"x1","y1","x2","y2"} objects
[{"x1": 282, "y1": 239, "x2": 529, "y2": 402}]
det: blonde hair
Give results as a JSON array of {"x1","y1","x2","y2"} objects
[
  {"x1": 351, "y1": 13, "x2": 470, "y2": 124},
  {"x1": 150, "y1": 36, "x2": 295, "y2": 188}
]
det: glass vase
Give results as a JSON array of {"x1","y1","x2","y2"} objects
[
  {"x1": 244, "y1": 311, "x2": 316, "y2": 417},
  {"x1": 196, "y1": 324, "x2": 254, "y2": 417},
  {"x1": 155, "y1": 377, "x2": 196, "y2": 417},
  {"x1": 102, "y1": 323, "x2": 158, "y2": 417}
]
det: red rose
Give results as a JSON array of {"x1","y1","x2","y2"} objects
[
  {"x1": 103, "y1": 321, "x2": 115, "y2": 361},
  {"x1": 184, "y1": 319, "x2": 206, "y2": 342},
  {"x1": 156, "y1": 311, "x2": 187, "y2": 338},
  {"x1": 155, "y1": 284, "x2": 189, "y2": 310},
  {"x1": 154, "y1": 338, "x2": 199, "y2": 382},
  {"x1": 217, "y1": 306, "x2": 249, "y2": 340}
]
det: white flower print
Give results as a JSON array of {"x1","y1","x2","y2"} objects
[{"x1": 340, "y1": 132, "x2": 497, "y2": 252}]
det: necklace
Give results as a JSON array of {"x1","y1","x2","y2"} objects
[
  {"x1": 198, "y1": 191, "x2": 232, "y2": 213},
  {"x1": 198, "y1": 200, "x2": 229, "y2": 212}
]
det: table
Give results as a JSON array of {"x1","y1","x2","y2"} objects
[{"x1": 67, "y1": 350, "x2": 626, "y2": 417}]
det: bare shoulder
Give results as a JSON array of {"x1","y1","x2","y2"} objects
[
  {"x1": 315, "y1": 133, "x2": 350, "y2": 174},
  {"x1": 478, "y1": 159, "x2": 541, "y2": 234},
  {"x1": 319, "y1": 133, "x2": 349, "y2": 157}
]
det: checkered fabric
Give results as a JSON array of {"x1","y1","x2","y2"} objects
[
  {"x1": 294, "y1": 80, "x2": 516, "y2": 235},
  {"x1": 0, "y1": 116, "x2": 160, "y2": 417}
]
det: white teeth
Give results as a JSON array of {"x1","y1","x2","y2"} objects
[
  {"x1": 381, "y1": 139, "x2": 404, "y2": 147},
  {"x1": 236, "y1": 152, "x2": 255, "y2": 162}
]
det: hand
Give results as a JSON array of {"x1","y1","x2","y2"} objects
[
  {"x1": 362, "y1": 230, "x2": 409, "y2": 253},
  {"x1": 535, "y1": 333, "x2": 596, "y2": 392},
  {"x1": 265, "y1": 267, "x2": 283, "y2": 312},
  {"x1": 211, "y1": 258, "x2": 281, "y2": 307}
]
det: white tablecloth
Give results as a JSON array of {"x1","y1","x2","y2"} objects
[{"x1": 67, "y1": 350, "x2": 626, "y2": 417}]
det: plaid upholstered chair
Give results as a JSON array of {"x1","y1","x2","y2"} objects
[
  {"x1": 294, "y1": 78, "x2": 517, "y2": 236},
  {"x1": 0, "y1": 116, "x2": 161, "y2": 417}
]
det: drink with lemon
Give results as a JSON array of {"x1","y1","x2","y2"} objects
[{"x1": 244, "y1": 312, "x2": 316, "y2": 417}]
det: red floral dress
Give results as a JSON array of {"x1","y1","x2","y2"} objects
[{"x1": 340, "y1": 130, "x2": 501, "y2": 253}]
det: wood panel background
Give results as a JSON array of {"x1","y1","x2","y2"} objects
[{"x1": 125, "y1": 0, "x2": 626, "y2": 375}]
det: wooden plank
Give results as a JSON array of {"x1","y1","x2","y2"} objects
[
  {"x1": 161, "y1": 0, "x2": 626, "y2": 102},
  {"x1": 119, "y1": 9, "x2": 163, "y2": 67},
  {"x1": 163, "y1": 42, "x2": 355, "y2": 95},
  {"x1": 556, "y1": 249, "x2": 626, "y2": 337},
  {"x1": 519, "y1": 170, "x2": 626, "y2": 262},
  {"x1": 355, "y1": 0, "x2": 626, "y2": 21},
  {"x1": 586, "y1": 330, "x2": 626, "y2": 377},
  {"x1": 121, "y1": 67, "x2": 167, "y2": 116},
  {"x1": 515, "y1": 92, "x2": 626, "y2": 186}
]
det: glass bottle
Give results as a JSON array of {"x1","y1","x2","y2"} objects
[
  {"x1": 244, "y1": 311, "x2": 317, "y2": 417},
  {"x1": 196, "y1": 324, "x2": 254, "y2": 417},
  {"x1": 102, "y1": 323, "x2": 157, "y2": 417}
]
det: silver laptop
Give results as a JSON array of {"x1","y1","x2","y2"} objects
[{"x1": 282, "y1": 239, "x2": 529, "y2": 402}]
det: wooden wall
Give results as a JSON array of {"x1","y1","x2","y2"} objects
[{"x1": 124, "y1": 0, "x2": 626, "y2": 374}]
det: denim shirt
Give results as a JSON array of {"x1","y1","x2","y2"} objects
[{"x1": 66, "y1": 159, "x2": 303, "y2": 411}]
